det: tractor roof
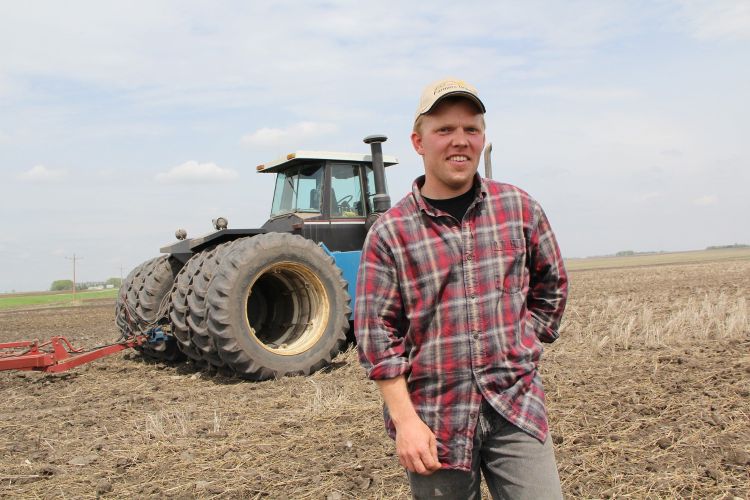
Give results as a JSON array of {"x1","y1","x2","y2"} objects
[{"x1": 256, "y1": 151, "x2": 399, "y2": 173}]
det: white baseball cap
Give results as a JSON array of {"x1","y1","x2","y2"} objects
[{"x1": 415, "y1": 78, "x2": 486, "y2": 122}]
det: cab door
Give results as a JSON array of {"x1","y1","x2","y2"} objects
[{"x1": 303, "y1": 162, "x2": 369, "y2": 251}]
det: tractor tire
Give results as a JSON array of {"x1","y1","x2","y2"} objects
[
  {"x1": 115, "y1": 255, "x2": 183, "y2": 361},
  {"x1": 177, "y1": 241, "x2": 241, "y2": 368},
  {"x1": 115, "y1": 262, "x2": 144, "y2": 338},
  {"x1": 206, "y1": 233, "x2": 350, "y2": 380},
  {"x1": 170, "y1": 243, "x2": 236, "y2": 368},
  {"x1": 170, "y1": 251, "x2": 210, "y2": 363}
]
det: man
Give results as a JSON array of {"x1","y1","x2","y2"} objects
[{"x1": 355, "y1": 78, "x2": 568, "y2": 499}]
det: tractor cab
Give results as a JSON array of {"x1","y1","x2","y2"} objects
[
  {"x1": 160, "y1": 135, "x2": 395, "y2": 262},
  {"x1": 257, "y1": 148, "x2": 398, "y2": 251}
]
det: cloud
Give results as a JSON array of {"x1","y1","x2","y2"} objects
[
  {"x1": 637, "y1": 192, "x2": 662, "y2": 202},
  {"x1": 0, "y1": 2, "x2": 699, "y2": 119},
  {"x1": 660, "y1": 149, "x2": 684, "y2": 157},
  {"x1": 693, "y1": 194, "x2": 717, "y2": 206},
  {"x1": 155, "y1": 161, "x2": 239, "y2": 184},
  {"x1": 96, "y1": 168, "x2": 116, "y2": 178},
  {"x1": 585, "y1": 113, "x2": 687, "y2": 149},
  {"x1": 240, "y1": 122, "x2": 338, "y2": 148},
  {"x1": 520, "y1": 86, "x2": 640, "y2": 101},
  {"x1": 0, "y1": 4, "x2": 627, "y2": 93},
  {"x1": 17, "y1": 165, "x2": 68, "y2": 183},
  {"x1": 677, "y1": 0, "x2": 750, "y2": 41}
]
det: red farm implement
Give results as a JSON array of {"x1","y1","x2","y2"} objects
[{"x1": 0, "y1": 330, "x2": 159, "y2": 373}]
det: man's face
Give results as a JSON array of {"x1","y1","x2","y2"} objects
[{"x1": 411, "y1": 98, "x2": 486, "y2": 199}]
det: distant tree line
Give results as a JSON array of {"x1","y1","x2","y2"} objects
[
  {"x1": 614, "y1": 250, "x2": 662, "y2": 257},
  {"x1": 50, "y1": 277, "x2": 122, "y2": 291},
  {"x1": 706, "y1": 244, "x2": 748, "y2": 250},
  {"x1": 611, "y1": 244, "x2": 748, "y2": 258}
]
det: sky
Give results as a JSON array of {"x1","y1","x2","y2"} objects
[{"x1": 1, "y1": 1, "x2": 749, "y2": 292}]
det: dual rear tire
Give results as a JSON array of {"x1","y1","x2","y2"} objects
[
  {"x1": 115, "y1": 255, "x2": 183, "y2": 361},
  {"x1": 115, "y1": 233, "x2": 350, "y2": 379},
  {"x1": 206, "y1": 233, "x2": 350, "y2": 379}
]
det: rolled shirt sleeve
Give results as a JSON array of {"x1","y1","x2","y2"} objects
[
  {"x1": 526, "y1": 202, "x2": 568, "y2": 343},
  {"x1": 354, "y1": 226, "x2": 410, "y2": 380}
]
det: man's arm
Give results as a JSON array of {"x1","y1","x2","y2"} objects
[
  {"x1": 355, "y1": 227, "x2": 441, "y2": 475},
  {"x1": 376, "y1": 376, "x2": 442, "y2": 475},
  {"x1": 526, "y1": 202, "x2": 568, "y2": 343}
]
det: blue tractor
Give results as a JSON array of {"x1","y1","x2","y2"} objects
[{"x1": 115, "y1": 136, "x2": 396, "y2": 380}]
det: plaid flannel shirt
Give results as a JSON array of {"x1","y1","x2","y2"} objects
[{"x1": 355, "y1": 174, "x2": 568, "y2": 471}]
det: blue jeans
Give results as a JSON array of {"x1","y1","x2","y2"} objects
[{"x1": 408, "y1": 400, "x2": 562, "y2": 500}]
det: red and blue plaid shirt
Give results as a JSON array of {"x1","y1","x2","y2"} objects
[{"x1": 355, "y1": 174, "x2": 568, "y2": 471}]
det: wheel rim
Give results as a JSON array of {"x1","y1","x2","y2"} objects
[{"x1": 243, "y1": 261, "x2": 329, "y2": 356}]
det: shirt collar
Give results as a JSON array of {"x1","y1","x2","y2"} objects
[{"x1": 411, "y1": 173, "x2": 487, "y2": 216}]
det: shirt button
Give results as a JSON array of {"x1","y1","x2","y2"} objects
[
  {"x1": 472, "y1": 331, "x2": 479, "y2": 339},
  {"x1": 471, "y1": 294, "x2": 477, "y2": 301},
  {"x1": 466, "y1": 254, "x2": 473, "y2": 261},
  {"x1": 469, "y1": 412, "x2": 478, "y2": 420}
]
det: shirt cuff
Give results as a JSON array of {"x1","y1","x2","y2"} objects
[
  {"x1": 528, "y1": 312, "x2": 560, "y2": 344},
  {"x1": 367, "y1": 357, "x2": 410, "y2": 380}
]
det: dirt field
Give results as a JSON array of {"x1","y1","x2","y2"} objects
[{"x1": 1, "y1": 258, "x2": 748, "y2": 499}]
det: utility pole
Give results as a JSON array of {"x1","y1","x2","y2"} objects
[{"x1": 65, "y1": 254, "x2": 82, "y2": 299}]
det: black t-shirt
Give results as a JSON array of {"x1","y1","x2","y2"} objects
[{"x1": 422, "y1": 187, "x2": 475, "y2": 222}]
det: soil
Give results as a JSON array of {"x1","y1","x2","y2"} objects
[{"x1": 1, "y1": 260, "x2": 748, "y2": 499}]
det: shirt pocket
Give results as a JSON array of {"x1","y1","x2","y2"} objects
[{"x1": 494, "y1": 238, "x2": 526, "y2": 294}]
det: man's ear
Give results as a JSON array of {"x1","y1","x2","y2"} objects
[{"x1": 410, "y1": 131, "x2": 424, "y2": 156}]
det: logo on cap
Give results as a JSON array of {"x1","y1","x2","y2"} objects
[
  {"x1": 416, "y1": 78, "x2": 486, "y2": 122},
  {"x1": 433, "y1": 80, "x2": 470, "y2": 96}
]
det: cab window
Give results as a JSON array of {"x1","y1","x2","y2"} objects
[
  {"x1": 330, "y1": 163, "x2": 366, "y2": 217},
  {"x1": 270, "y1": 163, "x2": 324, "y2": 217}
]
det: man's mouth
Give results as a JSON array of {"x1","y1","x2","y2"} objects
[{"x1": 447, "y1": 155, "x2": 469, "y2": 162}]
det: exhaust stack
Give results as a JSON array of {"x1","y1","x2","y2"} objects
[
  {"x1": 484, "y1": 142, "x2": 493, "y2": 180},
  {"x1": 363, "y1": 134, "x2": 391, "y2": 213}
]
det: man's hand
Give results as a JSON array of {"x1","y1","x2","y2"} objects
[
  {"x1": 395, "y1": 415, "x2": 442, "y2": 475},
  {"x1": 374, "y1": 376, "x2": 442, "y2": 475}
]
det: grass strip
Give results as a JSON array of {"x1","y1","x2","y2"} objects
[{"x1": 0, "y1": 289, "x2": 118, "y2": 310}]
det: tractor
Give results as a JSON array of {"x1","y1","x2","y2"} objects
[{"x1": 114, "y1": 135, "x2": 396, "y2": 380}]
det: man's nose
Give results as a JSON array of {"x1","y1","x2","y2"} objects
[{"x1": 451, "y1": 129, "x2": 469, "y2": 146}]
